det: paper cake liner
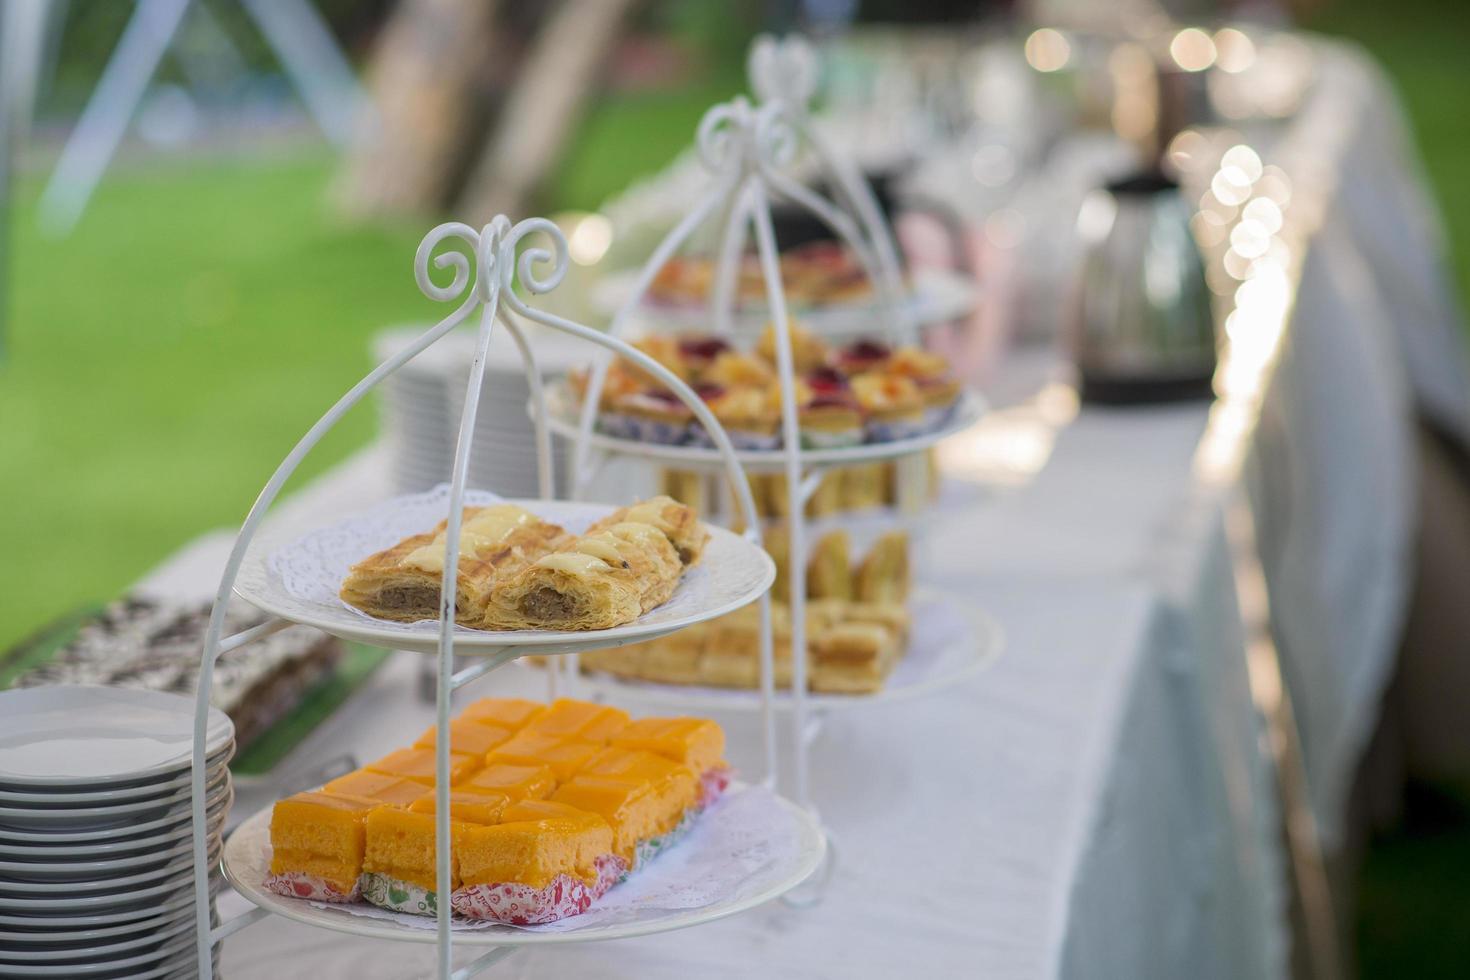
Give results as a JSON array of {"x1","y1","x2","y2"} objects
[
  {"x1": 451, "y1": 853, "x2": 627, "y2": 925},
  {"x1": 264, "y1": 870, "x2": 360, "y2": 903},
  {"x1": 360, "y1": 871, "x2": 442, "y2": 916},
  {"x1": 700, "y1": 764, "x2": 732, "y2": 808}
]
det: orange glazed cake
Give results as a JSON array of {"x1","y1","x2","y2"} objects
[
  {"x1": 267, "y1": 791, "x2": 380, "y2": 902},
  {"x1": 264, "y1": 697, "x2": 731, "y2": 925}
]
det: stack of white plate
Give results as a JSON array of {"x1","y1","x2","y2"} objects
[
  {"x1": 374, "y1": 327, "x2": 468, "y2": 495},
  {"x1": 377, "y1": 325, "x2": 584, "y2": 498},
  {"x1": 0, "y1": 686, "x2": 234, "y2": 978}
]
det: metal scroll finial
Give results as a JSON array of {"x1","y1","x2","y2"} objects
[{"x1": 748, "y1": 33, "x2": 819, "y2": 110}]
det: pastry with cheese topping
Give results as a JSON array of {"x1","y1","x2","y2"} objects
[
  {"x1": 340, "y1": 498, "x2": 706, "y2": 632},
  {"x1": 582, "y1": 495, "x2": 708, "y2": 567},
  {"x1": 339, "y1": 504, "x2": 568, "y2": 623},
  {"x1": 481, "y1": 521, "x2": 682, "y2": 631}
]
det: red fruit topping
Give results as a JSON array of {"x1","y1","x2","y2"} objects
[
  {"x1": 805, "y1": 366, "x2": 849, "y2": 392},
  {"x1": 693, "y1": 382, "x2": 726, "y2": 401},
  {"x1": 840, "y1": 340, "x2": 891, "y2": 366},
  {"x1": 640, "y1": 389, "x2": 684, "y2": 407},
  {"x1": 677, "y1": 336, "x2": 731, "y2": 361}
]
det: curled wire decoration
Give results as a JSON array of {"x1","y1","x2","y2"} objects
[
  {"x1": 413, "y1": 221, "x2": 482, "y2": 303},
  {"x1": 501, "y1": 216, "x2": 571, "y2": 297},
  {"x1": 747, "y1": 33, "x2": 819, "y2": 110},
  {"x1": 696, "y1": 97, "x2": 756, "y2": 175},
  {"x1": 753, "y1": 101, "x2": 801, "y2": 171}
]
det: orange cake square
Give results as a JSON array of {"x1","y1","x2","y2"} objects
[
  {"x1": 455, "y1": 800, "x2": 613, "y2": 890},
  {"x1": 550, "y1": 775, "x2": 692, "y2": 863},
  {"x1": 459, "y1": 697, "x2": 547, "y2": 731},
  {"x1": 362, "y1": 805, "x2": 475, "y2": 892},
  {"x1": 269, "y1": 791, "x2": 381, "y2": 894},
  {"x1": 413, "y1": 718, "x2": 516, "y2": 757},
  {"x1": 523, "y1": 699, "x2": 631, "y2": 743},
  {"x1": 486, "y1": 733, "x2": 600, "y2": 782},
  {"x1": 610, "y1": 717, "x2": 724, "y2": 774},
  {"x1": 323, "y1": 770, "x2": 430, "y2": 808},
  {"x1": 408, "y1": 789, "x2": 511, "y2": 825},
  {"x1": 366, "y1": 747, "x2": 480, "y2": 786},
  {"x1": 579, "y1": 746, "x2": 688, "y2": 783},
  {"x1": 462, "y1": 763, "x2": 556, "y2": 802}
]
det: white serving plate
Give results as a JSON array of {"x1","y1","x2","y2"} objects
[
  {"x1": 574, "y1": 592, "x2": 1004, "y2": 712},
  {"x1": 0, "y1": 917, "x2": 195, "y2": 968},
  {"x1": 0, "y1": 770, "x2": 230, "y2": 830},
  {"x1": 543, "y1": 383, "x2": 985, "y2": 474},
  {"x1": 0, "y1": 839, "x2": 222, "y2": 889},
  {"x1": 224, "y1": 780, "x2": 824, "y2": 947},
  {"x1": 0, "y1": 806, "x2": 225, "y2": 860},
  {"x1": 0, "y1": 934, "x2": 199, "y2": 978},
  {"x1": 0, "y1": 906, "x2": 193, "y2": 945},
  {"x1": 0, "y1": 747, "x2": 232, "y2": 805},
  {"x1": 236, "y1": 491, "x2": 776, "y2": 657},
  {"x1": 0, "y1": 783, "x2": 231, "y2": 844},
  {"x1": 0, "y1": 863, "x2": 206, "y2": 911},
  {"x1": 592, "y1": 266, "x2": 979, "y2": 336},
  {"x1": 0, "y1": 880, "x2": 215, "y2": 926},
  {"x1": 0, "y1": 687, "x2": 233, "y2": 790}
]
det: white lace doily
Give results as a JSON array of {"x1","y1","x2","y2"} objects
[{"x1": 221, "y1": 782, "x2": 824, "y2": 946}]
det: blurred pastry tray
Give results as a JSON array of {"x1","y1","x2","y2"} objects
[{"x1": 0, "y1": 602, "x2": 391, "y2": 777}]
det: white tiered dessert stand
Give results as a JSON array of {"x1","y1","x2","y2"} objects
[
  {"x1": 185, "y1": 215, "x2": 823, "y2": 980},
  {"x1": 546, "y1": 35, "x2": 1001, "y2": 819}
]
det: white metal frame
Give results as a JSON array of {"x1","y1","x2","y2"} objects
[
  {"x1": 36, "y1": 0, "x2": 364, "y2": 235},
  {"x1": 185, "y1": 215, "x2": 778, "y2": 979},
  {"x1": 569, "y1": 34, "x2": 929, "y2": 817}
]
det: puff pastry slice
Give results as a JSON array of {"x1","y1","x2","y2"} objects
[
  {"x1": 855, "y1": 530, "x2": 910, "y2": 604},
  {"x1": 483, "y1": 521, "x2": 682, "y2": 630},
  {"x1": 584, "y1": 495, "x2": 709, "y2": 566},
  {"x1": 340, "y1": 504, "x2": 569, "y2": 623}
]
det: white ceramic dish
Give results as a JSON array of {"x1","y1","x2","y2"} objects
[
  {"x1": 236, "y1": 492, "x2": 776, "y2": 657},
  {"x1": 0, "y1": 687, "x2": 232, "y2": 789},
  {"x1": 0, "y1": 842, "x2": 221, "y2": 891},
  {"x1": 0, "y1": 747, "x2": 232, "y2": 805},
  {"x1": 0, "y1": 770, "x2": 230, "y2": 830},
  {"x1": 0, "y1": 806, "x2": 225, "y2": 859},
  {"x1": 0, "y1": 881, "x2": 214, "y2": 927},
  {"x1": 0, "y1": 783, "x2": 231, "y2": 844},
  {"x1": 0, "y1": 864, "x2": 205, "y2": 911},
  {"x1": 0, "y1": 935, "x2": 200, "y2": 978},
  {"x1": 0, "y1": 913, "x2": 194, "y2": 964},
  {"x1": 0, "y1": 906, "x2": 191, "y2": 944}
]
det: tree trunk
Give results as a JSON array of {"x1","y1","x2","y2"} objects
[
  {"x1": 333, "y1": 0, "x2": 500, "y2": 219},
  {"x1": 456, "y1": 0, "x2": 640, "y2": 224}
]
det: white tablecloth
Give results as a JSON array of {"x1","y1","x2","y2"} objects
[{"x1": 133, "y1": 34, "x2": 1460, "y2": 980}]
